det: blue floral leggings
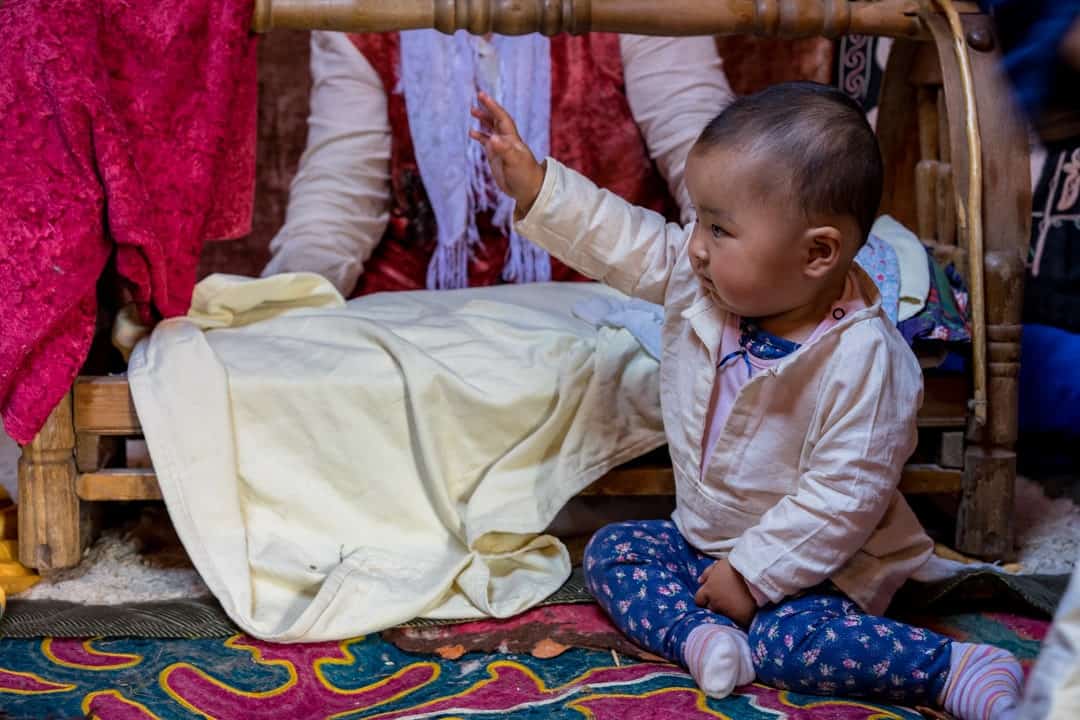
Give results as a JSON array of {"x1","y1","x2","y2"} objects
[{"x1": 583, "y1": 520, "x2": 952, "y2": 703}]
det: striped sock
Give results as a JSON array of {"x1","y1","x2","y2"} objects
[
  {"x1": 938, "y1": 642, "x2": 1024, "y2": 720},
  {"x1": 683, "y1": 624, "x2": 755, "y2": 699}
]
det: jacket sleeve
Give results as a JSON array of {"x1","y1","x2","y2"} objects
[
  {"x1": 514, "y1": 158, "x2": 692, "y2": 304},
  {"x1": 261, "y1": 31, "x2": 392, "y2": 296},
  {"x1": 727, "y1": 326, "x2": 923, "y2": 604},
  {"x1": 619, "y1": 35, "x2": 735, "y2": 224}
]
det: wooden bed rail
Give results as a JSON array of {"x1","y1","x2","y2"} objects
[{"x1": 250, "y1": 0, "x2": 946, "y2": 39}]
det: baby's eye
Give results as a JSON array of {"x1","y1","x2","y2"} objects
[{"x1": 710, "y1": 224, "x2": 727, "y2": 239}]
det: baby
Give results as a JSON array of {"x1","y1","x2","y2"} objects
[{"x1": 471, "y1": 81, "x2": 1023, "y2": 719}]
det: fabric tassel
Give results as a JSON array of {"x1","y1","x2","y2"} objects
[
  {"x1": 426, "y1": 237, "x2": 472, "y2": 289},
  {"x1": 501, "y1": 229, "x2": 551, "y2": 284},
  {"x1": 401, "y1": 30, "x2": 552, "y2": 290}
]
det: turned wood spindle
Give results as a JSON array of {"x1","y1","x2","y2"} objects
[
  {"x1": 17, "y1": 394, "x2": 81, "y2": 572},
  {"x1": 250, "y1": 0, "x2": 929, "y2": 39}
]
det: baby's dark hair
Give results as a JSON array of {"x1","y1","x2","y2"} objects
[{"x1": 694, "y1": 81, "x2": 883, "y2": 243}]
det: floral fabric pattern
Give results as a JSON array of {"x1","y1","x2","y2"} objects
[{"x1": 584, "y1": 520, "x2": 953, "y2": 705}]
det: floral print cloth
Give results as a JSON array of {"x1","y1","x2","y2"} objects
[{"x1": 584, "y1": 520, "x2": 952, "y2": 705}]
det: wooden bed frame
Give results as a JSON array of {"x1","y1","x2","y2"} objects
[{"x1": 18, "y1": 0, "x2": 1031, "y2": 574}]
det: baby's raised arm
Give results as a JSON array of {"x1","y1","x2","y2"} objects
[{"x1": 471, "y1": 92, "x2": 690, "y2": 304}]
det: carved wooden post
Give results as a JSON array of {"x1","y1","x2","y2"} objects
[
  {"x1": 18, "y1": 393, "x2": 81, "y2": 572},
  {"x1": 251, "y1": 0, "x2": 928, "y2": 39},
  {"x1": 928, "y1": 12, "x2": 1029, "y2": 560}
]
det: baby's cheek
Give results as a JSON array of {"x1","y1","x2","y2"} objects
[{"x1": 711, "y1": 260, "x2": 741, "y2": 290}]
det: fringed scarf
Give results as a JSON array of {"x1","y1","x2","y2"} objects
[{"x1": 400, "y1": 30, "x2": 552, "y2": 289}]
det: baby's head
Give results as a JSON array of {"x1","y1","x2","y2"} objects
[{"x1": 685, "y1": 81, "x2": 882, "y2": 319}]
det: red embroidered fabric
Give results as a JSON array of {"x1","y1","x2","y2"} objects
[
  {"x1": 349, "y1": 32, "x2": 675, "y2": 297},
  {"x1": 0, "y1": 0, "x2": 257, "y2": 443}
]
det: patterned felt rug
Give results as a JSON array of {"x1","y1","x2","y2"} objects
[{"x1": 0, "y1": 610, "x2": 1048, "y2": 720}]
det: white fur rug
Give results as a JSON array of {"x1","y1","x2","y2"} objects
[
  {"x1": 18, "y1": 529, "x2": 210, "y2": 604},
  {"x1": 1014, "y1": 475, "x2": 1080, "y2": 574}
]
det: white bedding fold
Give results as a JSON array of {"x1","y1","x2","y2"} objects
[{"x1": 129, "y1": 274, "x2": 664, "y2": 641}]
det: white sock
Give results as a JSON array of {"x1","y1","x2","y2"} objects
[{"x1": 683, "y1": 624, "x2": 755, "y2": 699}]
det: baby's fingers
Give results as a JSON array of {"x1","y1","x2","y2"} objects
[
  {"x1": 474, "y1": 131, "x2": 511, "y2": 151},
  {"x1": 468, "y1": 130, "x2": 513, "y2": 160},
  {"x1": 470, "y1": 105, "x2": 495, "y2": 133},
  {"x1": 468, "y1": 129, "x2": 502, "y2": 149},
  {"x1": 698, "y1": 562, "x2": 717, "y2": 584},
  {"x1": 477, "y1": 91, "x2": 518, "y2": 134}
]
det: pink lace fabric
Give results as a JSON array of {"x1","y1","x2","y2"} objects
[{"x1": 0, "y1": 0, "x2": 257, "y2": 444}]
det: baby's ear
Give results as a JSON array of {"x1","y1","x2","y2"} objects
[{"x1": 802, "y1": 225, "x2": 843, "y2": 278}]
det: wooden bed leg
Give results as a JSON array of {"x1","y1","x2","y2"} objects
[
  {"x1": 956, "y1": 446, "x2": 1015, "y2": 560},
  {"x1": 959, "y1": 236, "x2": 1023, "y2": 561},
  {"x1": 926, "y1": 12, "x2": 1029, "y2": 562},
  {"x1": 959, "y1": 253, "x2": 1023, "y2": 561},
  {"x1": 955, "y1": 253, "x2": 1025, "y2": 561},
  {"x1": 17, "y1": 393, "x2": 82, "y2": 573}
]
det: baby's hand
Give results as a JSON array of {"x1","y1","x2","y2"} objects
[
  {"x1": 694, "y1": 559, "x2": 757, "y2": 628},
  {"x1": 469, "y1": 92, "x2": 546, "y2": 218}
]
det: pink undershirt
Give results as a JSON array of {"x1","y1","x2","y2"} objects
[{"x1": 699, "y1": 272, "x2": 868, "y2": 605}]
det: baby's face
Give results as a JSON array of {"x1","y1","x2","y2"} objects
[{"x1": 685, "y1": 146, "x2": 815, "y2": 319}]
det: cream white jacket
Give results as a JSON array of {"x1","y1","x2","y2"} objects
[{"x1": 516, "y1": 159, "x2": 934, "y2": 615}]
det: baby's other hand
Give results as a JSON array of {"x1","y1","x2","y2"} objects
[
  {"x1": 469, "y1": 92, "x2": 546, "y2": 218},
  {"x1": 694, "y1": 559, "x2": 757, "y2": 628}
]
